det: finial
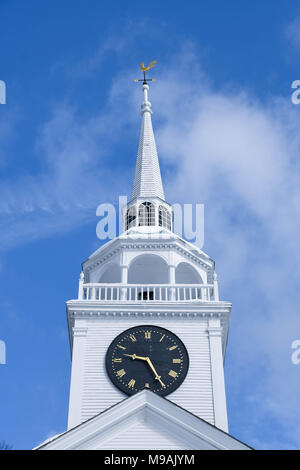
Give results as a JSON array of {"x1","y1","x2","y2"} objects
[{"x1": 134, "y1": 60, "x2": 157, "y2": 85}]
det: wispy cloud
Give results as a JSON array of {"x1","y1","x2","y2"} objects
[
  {"x1": 151, "y1": 47, "x2": 300, "y2": 449},
  {"x1": 0, "y1": 21, "x2": 185, "y2": 252},
  {"x1": 0, "y1": 84, "x2": 134, "y2": 250}
]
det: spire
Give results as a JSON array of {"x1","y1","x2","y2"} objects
[{"x1": 131, "y1": 83, "x2": 165, "y2": 201}]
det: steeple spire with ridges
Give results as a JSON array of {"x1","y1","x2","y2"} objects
[{"x1": 130, "y1": 83, "x2": 165, "y2": 201}]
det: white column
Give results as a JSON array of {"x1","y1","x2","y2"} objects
[
  {"x1": 67, "y1": 319, "x2": 88, "y2": 430},
  {"x1": 208, "y1": 318, "x2": 228, "y2": 433}
]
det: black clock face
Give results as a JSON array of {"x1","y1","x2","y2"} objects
[{"x1": 105, "y1": 325, "x2": 189, "y2": 397}]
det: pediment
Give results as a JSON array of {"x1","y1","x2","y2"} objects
[{"x1": 36, "y1": 391, "x2": 250, "y2": 450}]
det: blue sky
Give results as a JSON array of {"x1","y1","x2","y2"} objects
[{"x1": 1, "y1": 0, "x2": 300, "y2": 450}]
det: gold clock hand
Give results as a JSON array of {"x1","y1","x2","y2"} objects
[
  {"x1": 123, "y1": 353, "x2": 135, "y2": 359},
  {"x1": 123, "y1": 353, "x2": 148, "y2": 361},
  {"x1": 146, "y1": 357, "x2": 166, "y2": 389},
  {"x1": 123, "y1": 354, "x2": 166, "y2": 388}
]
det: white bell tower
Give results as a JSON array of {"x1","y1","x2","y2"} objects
[{"x1": 66, "y1": 77, "x2": 232, "y2": 439}]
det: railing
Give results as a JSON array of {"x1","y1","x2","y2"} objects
[{"x1": 79, "y1": 283, "x2": 217, "y2": 301}]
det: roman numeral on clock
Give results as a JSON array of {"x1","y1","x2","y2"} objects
[
  {"x1": 116, "y1": 369, "x2": 126, "y2": 377},
  {"x1": 128, "y1": 379, "x2": 136, "y2": 388},
  {"x1": 168, "y1": 370, "x2": 178, "y2": 378}
]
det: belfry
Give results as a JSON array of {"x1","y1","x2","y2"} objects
[{"x1": 36, "y1": 64, "x2": 251, "y2": 450}]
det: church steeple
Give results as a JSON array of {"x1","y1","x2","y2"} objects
[
  {"x1": 39, "y1": 65, "x2": 236, "y2": 450},
  {"x1": 124, "y1": 66, "x2": 172, "y2": 232},
  {"x1": 131, "y1": 83, "x2": 165, "y2": 201}
]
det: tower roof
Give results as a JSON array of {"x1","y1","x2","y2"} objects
[{"x1": 130, "y1": 83, "x2": 165, "y2": 201}]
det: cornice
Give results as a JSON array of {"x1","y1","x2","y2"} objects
[
  {"x1": 65, "y1": 302, "x2": 230, "y2": 337},
  {"x1": 67, "y1": 309, "x2": 229, "y2": 319},
  {"x1": 66, "y1": 299, "x2": 231, "y2": 313},
  {"x1": 65, "y1": 301, "x2": 231, "y2": 357}
]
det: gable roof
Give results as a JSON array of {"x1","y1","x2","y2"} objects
[{"x1": 35, "y1": 390, "x2": 252, "y2": 450}]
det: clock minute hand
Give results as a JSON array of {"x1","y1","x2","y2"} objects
[
  {"x1": 123, "y1": 354, "x2": 166, "y2": 389},
  {"x1": 146, "y1": 357, "x2": 166, "y2": 389}
]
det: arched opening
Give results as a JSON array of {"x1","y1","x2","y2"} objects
[
  {"x1": 128, "y1": 254, "x2": 169, "y2": 284},
  {"x1": 138, "y1": 202, "x2": 155, "y2": 226},
  {"x1": 98, "y1": 263, "x2": 121, "y2": 283},
  {"x1": 175, "y1": 262, "x2": 203, "y2": 284},
  {"x1": 158, "y1": 205, "x2": 171, "y2": 230},
  {"x1": 125, "y1": 206, "x2": 137, "y2": 230}
]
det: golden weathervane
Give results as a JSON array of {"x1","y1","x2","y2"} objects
[{"x1": 134, "y1": 60, "x2": 157, "y2": 84}]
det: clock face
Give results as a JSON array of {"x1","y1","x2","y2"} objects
[{"x1": 105, "y1": 325, "x2": 189, "y2": 397}]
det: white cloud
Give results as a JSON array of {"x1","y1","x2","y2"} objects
[
  {"x1": 0, "y1": 95, "x2": 134, "y2": 250},
  {"x1": 147, "y1": 49, "x2": 300, "y2": 449}
]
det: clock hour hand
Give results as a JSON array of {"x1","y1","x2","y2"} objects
[{"x1": 123, "y1": 353, "x2": 148, "y2": 361}]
